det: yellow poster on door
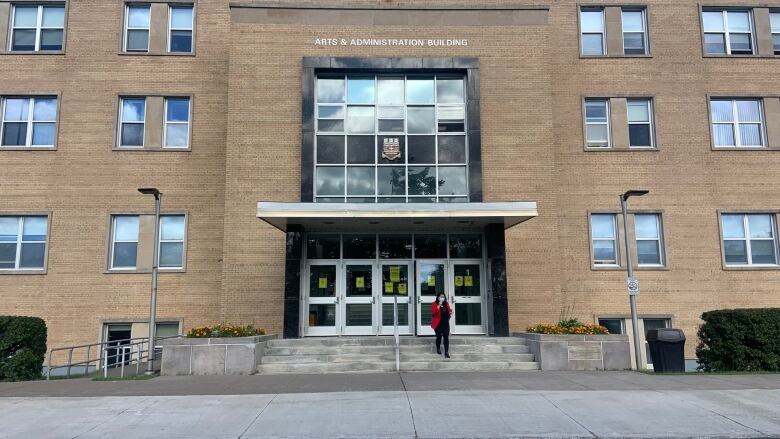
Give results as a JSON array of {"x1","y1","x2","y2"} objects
[
  {"x1": 398, "y1": 283, "x2": 407, "y2": 295},
  {"x1": 428, "y1": 275, "x2": 436, "y2": 286},
  {"x1": 356, "y1": 277, "x2": 365, "y2": 289},
  {"x1": 318, "y1": 277, "x2": 328, "y2": 289},
  {"x1": 454, "y1": 276, "x2": 463, "y2": 287},
  {"x1": 464, "y1": 276, "x2": 473, "y2": 287},
  {"x1": 389, "y1": 266, "x2": 400, "y2": 282},
  {"x1": 385, "y1": 282, "x2": 394, "y2": 293}
]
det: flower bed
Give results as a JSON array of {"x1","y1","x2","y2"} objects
[
  {"x1": 526, "y1": 319, "x2": 609, "y2": 335},
  {"x1": 186, "y1": 324, "x2": 265, "y2": 338}
]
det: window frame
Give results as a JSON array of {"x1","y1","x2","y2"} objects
[
  {"x1": 590, "y1": 211, "x2": 668, "y2": 270},
  {"x1": 621, "y1": 7, "x2": 649, "y2": 55},
  {"x1": 158, "y1": 214, "x2": 186, "y2": 270},
  {"x1": 163, "y1": 96, "x2": 191, "y2": 148},
  {"x1": 167, "y1": 3, "x2": 194, "y2": 54},
  {"x1": 118, "y1": 96, "x2": 147, "y2": 149},
  {"x1": 0, "y1": 95, "x2": 59, "y2": 149},
  {"x1": 106, "y1": 212, "x2": 188, "y2": 273},
  {"x1": 0, "y1": 214, "x2": 51, "y2": 274},
  {"x1": 590, "y1": 213, "x2": 620, "y2": 267},
  {"x1": 123, "y1": 3, "x2": 151, "y2": 53},
  {"x1": 8, "y1": 3, "x2": 66, "y2": 53},
  {"x1": 109, "y1": 215, "x2": 140, "y2": 270},
  {"x1": 626, "y1": 97, "x2": 655, "y2": 148},
  {"x1": 771, "y1": 11, "x2": 780, "y2": 55},
  {"x1": 584, "y1": 98, "x2": 611, "y2": 148},
  {"x1": 709, "y1": 98, "x2": 766, "y2": 149},
  {"x1": 579, "y1": 6, "x2": 606, "y2": 56},
  {"x1": 719, "y1": 212, "x2": 779, "y2": 268},
  {"x1": 634, "y1": 213, "x2": 664, "y2": 267},
  {"x1": 702, "y1": 8, "x2": 756, "y2": 56}
]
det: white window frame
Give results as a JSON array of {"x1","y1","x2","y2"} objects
[
  {"x1": 163, "y1": 97, "x2": 191, "y2": 148},
  {"x1": 585, "y1": 99, "x2": 611, "y2": 148},
  {"x1": 110, "y1": 215, "x2": 139, "y2": 270},
  {"x1": 621, "y1": 8, "x2": 648, "y2": 55},
  {"x1": 9, "y1": 4, "x2": 65, "y2": 52},
  {"x1": 580, "y1": 7, "x2": 606, "y2": 56},
  {"x1": 158, "y1": 214, "x2": 185, "y2": 269},
  {"x1": 771, "y1": 12, "x2": 780, "y2": 55},
  {"x1": 118, "y1": 97, "x2": 146, "y2": 148},
  {"x1": 626, "y1": 98, "x2": 654, "y2": 148},
  {"x1": 703, "y1": 9, "x2": 755, "y2": 55},
  {"x1": 711, "y1": 99, "x2": 765, "y2": 148},
  {"x1": 635, "y1": 213, "x2": 664, "y2": 267},
  {"x1": 721, "y1": 213, "x2": 779, "y2": 266},
  {"x1": 124, "y1": 4, "x2": 150, "y2": 53},
  {"x1": 167, "y1": 4, "x2": 194, "y2": 53},
  {"x1": 0, "y1": 97, "x2": 57, "y2": 148},
  {"x1": 0, "y1": 216, "x2": 48, "y2": 271},
  {"x1": 591, "y1": 213, "x2": 619, "y2": 266}
]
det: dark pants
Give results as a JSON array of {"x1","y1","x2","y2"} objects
[{"x1": 435, "y1": 324, "x2": 449, "y2": 354}]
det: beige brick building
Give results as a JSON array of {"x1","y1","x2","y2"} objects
[{"x1": 1, "y1": 0, "x2": 779, "y2": 369}]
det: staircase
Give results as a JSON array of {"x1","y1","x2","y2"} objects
[{"x1": 257, "y1": 336, "x2": 539, "y2": 374}]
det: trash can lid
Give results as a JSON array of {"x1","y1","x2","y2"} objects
[{"x1": 646, "y1": 328, "x2": 685, "y2": 342}]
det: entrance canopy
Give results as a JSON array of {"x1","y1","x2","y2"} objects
[{"x1": 257, "y1": 202, "x2": 538, "y2": 232}]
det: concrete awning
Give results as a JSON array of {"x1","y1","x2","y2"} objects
[{"x1": 257, "y1": 202, "x2": 538, "y2": 232}]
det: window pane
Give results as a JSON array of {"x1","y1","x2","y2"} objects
[
  {"x1": 623, "y1": 33, "x2": 645, "y2": 54},
  {"x1": 377, "y1": 106, "x2": 403, "y2": 118},
  {"x1": 307, "y1": 235, "x2": 339, "y2": 259},
  {"x1": 736, "y1": 100, "x2": 760, "y2": 122},
  {"x1": 2, "y1": 123, "x2": 27, "y2": 146},
  {"x1": 436, "y1": 79, "x2": 465, "y2": 104},
  {"x1": 774, "y1": 34, "x2": 780, "y2": 53},
  {"x1": 438, "y1": 166, "x2": 467, "y2": 196},
  {"x1": 414, "y1": 235, "x2": 447, "y2": 258},
  {"x1": 347, "y1": 78, "x2": 375, "y2": 104},
  {"x1": 591, "y1": 214, "x2": 615, "y2": 238},
  {"x1": 408, "y1": 166, "x2": 436, "y2": 196},
  {"x1": 160, "y1": 216, "x2": 185, "y2": 240},
  {"x1": 346, "y1": 167, "x2": 375, "y2": 195},
  {"x1": 382, "y1": 303, "x2": 408, "y2": 325},
  {"x1": 5, "y1": 99, "x2": 30, "y2": 121},
  {"x1": 309, "y1": 304, "x2": 336, "y2": 324},
  {"x1": 750, "y1": 240, "x2": 777, "y2": 264},
  {"x1": 170, "y1": 7, "x2": 193, "y2": 28},
  {"x1": 113, "y1": 242, "x2": 138, "y2": 268},
  {"x1": 346, "y1": 304, "x2": 373, "y2": 326},
  {"x1": 772, "y1": 13, "x2": 780, "y2": 31},
  {"x1": 32, "y1": 122, "x2": 55, "y2": 145},
  {"x1": 42, "y1": 6, "x2": 65, "y2": 27},
  {"x1": 33, "y1": 99, "x2": 57, "y2": 121},
  {"x1": 11, "y1": 29, "x2": 36, "y2": 51},
  {"x1": 378, "y1": 119, "x2": 404, "y2": 132},
  {"x1": 315, "y1": 166, "x2": 345, "y2": 196},
  {"x1": 408, "y1": 136, "x2": 435, "y2": 164},
  {"x1": 585, "y1": 101, "x2": 607, "y2": 122},
  {"x1": 729, "y1": 33, "x2": 752, "y2": 53},
  {"x1": 317, "y1": 119, "x2": 343, "y2": 132},
  {"x1": 622, "y1": 11, "x2": 644, "y2": 32},
  {"x1": 343, "y1": 235, "x2": 376, "y2": 259},
  {"x1": 747, "y1": 215, "x2": 773, "y2": 238},
  {"x1": 406, "y1": 78, "x2": 434, "y2": 104},
  {"x1": 0, "y1": 243, "x2": 16, "y2": 268},
  {"x1": 637, "y1": 240, "x2": 661, "y2": 265},
  {"x1": 318, "y1": 106, "x2": 344, "y2": 119},
  {"x1": 347, "y1": 136, "x2": 374, "y2": 164},
  {"x1": 635, "y1": 214, "x2": 659, "y2": 239},
  {"x1": 114, "y1": 216, "x2": 139, "y2": 241},
  {"x1": 703, "y1": 11, "x2": 725, "y2": 32},
  {"x1": 13, "y1": 6, "x2": 38, "y2": 27},
  {"x1": 19, "y1": 243, "x2": 45, "y2": 268},
  {"x1": 346, "y1": 106, "x2": 374, "y2": 134},
  {"x1": 739, "y1": 123, "x2": 762, "y2": 146},
  {"x1": 377, "y1": 167, "x2": 405, "y2": 196},
  {"x1": 122, "y1": 99, "x2": 145, "y2": 122},
  {"x1": 407, "y1": 107, "x2": 435, "y2": 134},
  {"x1": 721, "y1": 214, "x2": 745, "y2": 238},
  {"x1": 127, "y1": 6, "x2": 150, "y2": 28},
  {"x1": 438, "y1": 106, "x2": 465, "y2": 121},
  {"x1": 599, "y1": 319, "x2": 624, "y2": 335},
  {"x1": 0, "y1": 218, "x2": 19, "y2": 240},
  {"x1": 317, "y1": 79, "x2": 345, "y2": 104},
  {"x1": 724, "y1": 240, "x2": 748, "y2": 264},
  {"x1": 438, "y1": 135, "x2": 466, "y2": 163},
  {"x1": 316, "y1": 136, "x2": 344, "y2": 164},
  {"x1": 126, "y1": 29, "x2": 149, "y2": 51},
  {"x1": 629, "y1": 124, "x2": 651, "y2": 147},
  {"x1": 159, "y1": 242, "x2": 183, "y2": 267},
  {"x1": 580, "y1": 10, "x2": 604, "y2": 32},
  {"x1": 581, "y1": 34, "x2": 604, "y2": 55},
  {"x1": 450, "y1": 234, "x2": 482, "y2": 258},
  {"x1": 166, "y1": 98, "x2": 190, "y2": 122},
  {"x1": 704, "y1": 33, "x2": 726, "y2": 54},
  {"x1": 586, "y1": 124, "x2": 609, "y2": 145},
  {"x1": 165, "y1": 124, "x2": 189, "y2": 147},
  {"x1": 593, "y1": 240, "x2": 616, "y2": 263},
  {"x1": 40, "y1": 29, "x2": 63, "y2": 50},
  {"x1": 121, "y1": 124, "x2": 144, "y2": 146},
  {"x1": 455, "y1": 303, "x2": 482, "y2": 326},
  {"x1": 726, "y1": 11, "x2": 751, "y2": 32},
  {"x1": 379, "y1": 236, "x2": 412, "y2": 259},
  {"x1": 627, "y1": 101, "x2": 649, "y2": 122},
  {"x1": 713, "y1": 124, "x2": 735, "y2": 146},
  {"x1": 710, "y1": 100, "x2": 734, "y2": 122},
  {"x1": 377, "y1": 78, "x2": 404, "y2": 105}
]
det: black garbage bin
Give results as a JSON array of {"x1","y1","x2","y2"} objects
[{"x1": 646, "y1": 328, "x2": 686, "y2": 372}]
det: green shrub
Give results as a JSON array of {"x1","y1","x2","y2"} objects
[
  {"x1": 697, "y1": 308, "x2": 780, "y2": 372},
  {"x1": 0, "y1": 316, "x2": 47, "y2": 381}
]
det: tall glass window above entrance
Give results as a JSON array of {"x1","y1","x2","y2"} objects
[{"x1": 315, "y1": 74, "x2": 468, "y2": 203}]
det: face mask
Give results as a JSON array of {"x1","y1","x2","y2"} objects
[{"x1": 438, "y1": 297, "x2": 445, "y2": 303}]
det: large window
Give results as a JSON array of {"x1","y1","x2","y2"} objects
[
  {"x1": 168, "y1": 5, "x2": 194, "y2": 53},
  {"x1": 721, "y1": 213, "x2": 778, "y2": 266},
  {"x1": 1, "y1": 97, "x2": 58, "y2": 148},
  {"x1": 314, "y1": 75, "x2": 468, "y2": 203},
  {"x1": 580, "y1": 7, "x2": 605, "y2": 55},
  {"x1": 591, "y1": 213, "x2": 666, "y2": 267},
  {"x1": 306, "y1": 233, "x2": 481, "y2": 260},
  {"x1": 627, "y1": 98, "x2": 654, "y2": 148},
  {"x1": 164, "y1": 97, "x2": 190, "y2": 147},
  {"x1": 702, "y1": 10, "x2": 754, "y2": 55},
  {"x1": 622, "y1": 8, "x2": 648, "y2": 55},
  {"x1": 110, "y1": 216, "x2": 140, "y2": 269},
  {"x1": 124, "y1": 4, "x2": 150, "y2": 52},
  {"x1": 635, "y1": 213, "x2": 663, "y2": 266},
  {"x1": 10, "y1": 4, "x2": 65, "y2": 52},
  {"x1": 585, "y1": 99, "x2": 610, "y2": 148},
  {"x1": 159, "y1": 215, "x2": 185, "y2": 268},
  {"x1": 0, "y1": 216, "x2": 48, "y2": 271},
  {"x1": 591, "y1": 214, "x2": 618, "y2": 265},
  {"x1": 109, "y1": 214, "x2": 185, "y2": 270},
  {"x1": 119, "y1": 97, "x2": 146, "y2": 148},
  {"x1": 710, "y1": 99, "x2": 764, "y2": 148}
]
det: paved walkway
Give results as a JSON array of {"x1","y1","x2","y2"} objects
[{"x1": 1, "y1": 372, "x2": 779, "y2": 438}]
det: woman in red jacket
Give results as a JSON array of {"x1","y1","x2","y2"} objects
[{"x1": 431, "y1": 293, "x2": 453, "y2": 358}]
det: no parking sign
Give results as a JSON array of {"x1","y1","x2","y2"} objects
[{"x1": 626, "y1": 277, "x2": 640, "y2": 296}]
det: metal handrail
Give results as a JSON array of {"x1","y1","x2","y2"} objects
[{"x1": 393, "y1": 295, "x2": 400, "y2": 372}]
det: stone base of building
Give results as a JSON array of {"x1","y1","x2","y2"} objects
[
  {"x1": 513, "y1": 333, "x2": 631, "y2": 371},
  {"x1": 160, "y1": 335, "x2": 279, "y2": 376}
]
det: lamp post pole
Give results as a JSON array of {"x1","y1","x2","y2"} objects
[
  {"x1": 621, "y1": 190, "x2": 648, "y2": 371},
  {"x1": 139, "y1": 188, "x2": 161, "y2": 375}
]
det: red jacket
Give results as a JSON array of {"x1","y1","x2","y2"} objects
[{"x1": 430, "y1": 301, "x2": 453, "y2": 330}]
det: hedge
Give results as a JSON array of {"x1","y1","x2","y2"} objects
[
  {"x1": 0, "y1": 316, "x2": 47, "y2": 381},
  {"x1": 696, "y1": 308, "x2": 780, "y2": 372}
]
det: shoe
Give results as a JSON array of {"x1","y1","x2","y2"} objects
[
  {"x1": 437, "y1": 347, "x2": 441, "y2": 355},
  {"x1": 445, "y1": 353, "x2": 450, "y2": 359}
]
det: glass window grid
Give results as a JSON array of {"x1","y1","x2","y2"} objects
[
  {"x1": 110, "y1": 214, "x2": 185, "y2": 269},
  {"x1": 585, "y1": 99, "x2": 611, "y2": 148},
  {"x1": 591, "y1": 213, "x2": 619, "y2": 265},
  {"x1": 703, "y1": 10, "x2": 754, "y2": 55},
  {"x1": 627, "y1": 98, "x2": 654, "y2": 148},
  {"x1": 711, "y1": 99, "x2": 764, "y2": 148},
  {"x1": 772, "y1": 12, "x2": 780, "y2": 54},
  {"x1": 10, "y1": 4, "x2": 64, "y2": 52},
  {"x1": 119, "y1": 97, "x2": 146, "y2": 148},
  {"x1": 580, "y1": 7, "x2": 605, "y2": 55},
  {"x1": 159, "y1": 214, "x2": 185, "y2": 269},
  {"x1": 304, "y1": 233, "x2": 484, "y2": 261},
  {"x1": 635, "y1": 213, "x2": 663, "y2": 266},
  {"x1": 722, "y1": 213, "x2": 778, "y2": 266},
  {"x1": 124, "y1": 4, "x2": 150, "y2": 52},
  {"x1": 163, "y1": 97, "x2": 190, "y2": 148},
  {"x1": 0, "y1": 96, "x2": 57, "y2": 148},
  {"x1": 168, "y1": 4, "x2": 194, "y2": 53},
  {"x1": 622, "y1": 8, "x2": 648, "y2": 55},
  {"x1": 314, "y1": 74, "x2": 468, "y2": 203},
  {"x1": 0, "y1": 216, "x2": 47, "y2": 270},
  {"x1": 110, "y1": 215, "x2": 139, "y2": 269}
]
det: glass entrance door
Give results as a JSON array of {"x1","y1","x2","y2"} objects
[
  {"x1": 379, "y1": 261, "x2": 412, "y2": 335},
  {"x1": 305, "y1": 262, "x2": 339, "y2": 336},
  {"x1": 416, "y1": 261, "x2": 446, "y2": 336},
  {"x1": 342, "y1": 262, "x2": 375, "y2": 335},
  {"x1": 450, "y1": 261, "x2": 485, "y2": 334}
]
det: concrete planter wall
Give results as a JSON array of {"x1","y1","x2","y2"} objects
[
  {"x1": 514, "y1": 333, "x2": 631, "y2": 371},
  {"x1": 160, "y1": 335, "x2": 278, "y2": 375}
]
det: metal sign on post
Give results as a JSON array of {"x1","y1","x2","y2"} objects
[{"x1": 627, "y1": 277, "x2": 640, "y2": 296}]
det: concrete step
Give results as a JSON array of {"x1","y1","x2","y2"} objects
[
  {"x1": 257, "y1": 362, "x2": 398, "y2": 374},
  {"x1": 402, "y1": 361, "x2": 540, "y2": 372},
  {"x1": 264, "y1": 344, "x2": 529, "y2": 356},
  {"x1": 266, "y1": 336, "x2": 527, "y2": 348},
  {"x1": 257, "y1": 360, "x2": 539, "y2": 374},
  {"x1": 260, "y1": 352, "x2": 536, "y2": 364}
]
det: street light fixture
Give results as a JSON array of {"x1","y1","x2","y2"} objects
[
  {"x1": 138, "y1": 187, "x2": 161, "y2": 375},
  {"x1": 621, "y1": 189, "x2": 648, "y2": 371}
]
